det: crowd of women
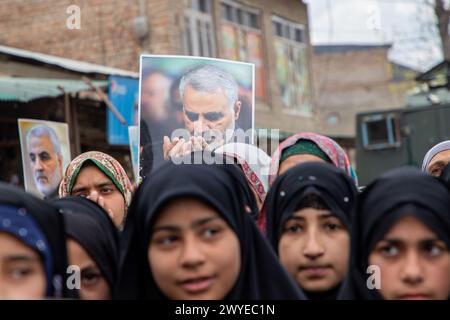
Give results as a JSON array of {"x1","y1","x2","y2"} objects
[{"x1": 0, "y1": 133, "x2": 449, "y2": 300}]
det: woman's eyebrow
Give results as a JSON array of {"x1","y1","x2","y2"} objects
[
  {"x1": 94, "y1": 181, "x2": 115, "y2": 189},
  {"x1": 5, "y1": 255, "x2": 40, "y2": 263},
  {"x1": 152, "y1": 225, "x2": 180, "y2": 233},
  {"x1": 191, "y1": 216, "x2": 221, "y2": 228},
  {"x1": 378, "y1": 238, "x2": 403, "y2": 245},
  {"x1": 71, "y1": 186, "x2": 87, "y2": 194},
  {"x1": 72, "y1": 181, "x2": 114, "y2": 193},
  {"x1": 317, "y1": 213, "x2": 336, "y2": 220},
  {"x1": 81, "y1": 265, "x2": 101, "y2": 274},
  {"x1": 419, "y1": 237, "x2": 442, "y2": 244},
  {"x1": 286, "y1": 216, "x2": 305, "y2": 222},
  {"x1": 152, "y1": 217, "x2": 221, "y2": 233}
]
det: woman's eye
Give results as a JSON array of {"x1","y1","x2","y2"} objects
[
  {"x1": 157, "y1": 235, "x2": 178, "y2": 246},
  {"x1": 324, "y1": 223, "x2": 340, "y2": 231},
  {"x1": 431, "y1": 169, "x2": 441, "y2": 176},
  {"x1": 285, "y1": 224, "x2": 303, "y2": 233},
  {"x1": 380, "y1": 245, "x2": 399, "y2": 257},
  {"x1": 100, "y1": 188, "x2": 113, "y2": 194},
  {"x1": 423, "y1": 243, "x2": 445, "y2": 256},
  {"x1": 74, "y1": 192, "x2": 88, "y2": 197},
  {"x1": 202, "y1": 228, "x2": 220, "y2": 238},
  {"x1": 82, "y1": 273, "x2": 101, "y2": 286},
  {"x1": 9, "y1": 268, "x2": 32, "y2": 280},
  {"x1": 430, "y1": 166, "x2": 444, "y2": 176}
]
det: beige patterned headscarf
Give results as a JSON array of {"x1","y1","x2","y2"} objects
[{"x1": 59, "y1": 151, "x2": 133, "y2": 208}]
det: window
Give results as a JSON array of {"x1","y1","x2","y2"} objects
[
  {"x1": 272, "y1": 17, "x2": 305, "y2": 44},
  {"x1": 183, "y1": 0, "x2": 216, "y2": 57},
  {"x1": 361, "y1": 113, "x2": 401, "y2": 150},
  {"x1": 274, "y1": 21, "x2": 282, "y2": 37},
  {"x1": 220, "y1": 1, "x2": 266, "y2": 99},
  {"x1": 272, "y1": 15, "x2": 312, "y2": 115},
  {"x1": 221, "y1": 2, "x2": 260, "y2": 29},
  {"x1": 194, "y1": 0, "x2": 209, "y2": 13}
]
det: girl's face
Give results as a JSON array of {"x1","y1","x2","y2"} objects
[
  {"x1": 67, "y1": 239, "x2": 111, "y2": 300},
  {"x1": 369, "y1": 215, "x2": 450, "y2": 300},
  {"x1": 71, "y1": 165, "x2": 125, "y2": 229},
  {"x1": 0, "y1": 232, "x2": 46, "y2": 299},
  {"x1": 278, "y1": 208, "x2": 350, "y2": 292},
  {"x1": 148, "y1": 197, "x2": 241, "y2": 300}
]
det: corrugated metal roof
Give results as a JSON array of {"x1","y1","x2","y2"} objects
[
  {"x1": 0, "y1": 45, "x2": 138, "y2": 78},
  {"x1": 0, "y1": 77, "x2": 108, "y2": 102}
]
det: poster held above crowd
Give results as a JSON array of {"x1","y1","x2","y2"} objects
[
  {"x1": 138, "y1": 55, "x2": 255, "y2": 172},
  {"x1": 18, "y1": 119, "x2": 71, "y2": 200}
]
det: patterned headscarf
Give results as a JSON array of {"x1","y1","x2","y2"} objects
[
  {"x1": 215, "y1": 142, "x2": 271, "y2": 203},
  {"x1": 280, "y1": 139, "x2": 330, "y2": 163},
  {"x1": 269, "y1": 132, "x2": 358, "y2": 186},
  {"x1": 59, "y1": 151, "x2": 133, "y2": 208}
]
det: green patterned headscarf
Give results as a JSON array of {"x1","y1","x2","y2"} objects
[
  {"x1": 280, "y1": 140, "x2": 331, "y2": 163},
  {"x1": 59, "y1": 151, "x2": 133, "y2": 208}
]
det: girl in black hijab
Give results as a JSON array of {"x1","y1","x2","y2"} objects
[
  {"x1": 0, "y1": 182, "x2": 76, "y2": 299},
  {"x1": 52, "y1": 196, "x2": 119, "y2": 300},
  {"x1": 339, "y1": 167, "x2": 450, "y2": 300},
  {"x1": 264, "y1": 162, "x2": 357, "y2": 300},
  {"x1": 116, "y1": 160, "x2": 305, "y2": 299}
]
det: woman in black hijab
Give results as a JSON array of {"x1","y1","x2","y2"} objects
[
  {"x1": 339, "y1": 167, "x2": 450, "y2": 300},
  {"x1": 116, "y1": 159, "x2": 305, "y2": 299},
  {"x1": 264, "y1": 162, "x2": 357, "y2": 300},
  {"x1": 52, "y1": 196, "x2": 119, "y2": 300},
  {"x1": 0, "y1": 182, "x2": 76, "y2": 299}
]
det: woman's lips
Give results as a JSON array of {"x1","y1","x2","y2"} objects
[
  {"x1": 398, "y1": 293, "x2": 430, "y2": 300},
  {"x1": 299, "y1": 265, "x2": 332, "y2": 278},
  {"x1": 178, "y1": 276, "x2": 216, "y2": 294}
]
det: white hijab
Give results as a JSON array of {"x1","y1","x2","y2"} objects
[{"x1": 215, "y1": 142, "x2": 271, "y2": 200}]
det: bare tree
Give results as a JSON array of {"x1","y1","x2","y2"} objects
[{"x1": 434, "y1": 0, "x2": 450, "y2": 59}]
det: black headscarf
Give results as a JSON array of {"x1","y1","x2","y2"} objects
[
  {"x1": 339, "y1": 166, "x2": 450, "y2": 300},
  {"x1": 52, "y1": 196, "x2": 119, "y2": 292},
  {"x1": 264, "y1": 162, "x2": 357, "y2": 300},
  {"x1": 116, "y1": 159, "x2": 305, "y2": 299},
  {"x1": 140, "y1": 119, "x2": 153, "y2": 180},
  {"x1": 265, "y1": 162, "x2": 357, "y2": 246},
  {"x1": 0, "y1": 182, "x2": 77, "y2": 299}
]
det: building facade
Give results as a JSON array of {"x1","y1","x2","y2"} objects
[
  {"x1": 0, "y1": 0, "x2": 315, "y2": 137},
  {"x1": 312, "y1": 45, "x2": 418, "y2": 165},
  {"x1": 312, "y1": 45, "x2": 417, "y2": 139}
]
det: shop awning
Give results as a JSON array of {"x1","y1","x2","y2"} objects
[
  {"x1": 0, "y1": 77, "x2": 108, "y2": 102},
  {"x1": 0, "y1": 45, "x2": 138, "y2": 78}
]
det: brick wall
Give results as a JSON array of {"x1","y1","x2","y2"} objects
[
  {"x1": 313, "y1": 47, "x2": 417, "y2": 137},
  {"x1": 0, "y1": 0, "x2": 186, "y2": 72},
  {"x1": 1, "y1": 0, "x2": 315, "y2": 136}
]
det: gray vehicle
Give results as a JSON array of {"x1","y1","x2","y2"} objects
[
  {"x1": 356, "y1": 60, "x2": 450, "y2": 185},
  {"x1": 356, "y1": 104, "x2": 450, "y2": 186}
]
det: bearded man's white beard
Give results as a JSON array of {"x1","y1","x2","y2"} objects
[
  {"x1": 224, "y1": 116, "x2": 236, "y2": 143},
  {"x1": 35, "y1": 168, "x2": 62, "y2": 197}
]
